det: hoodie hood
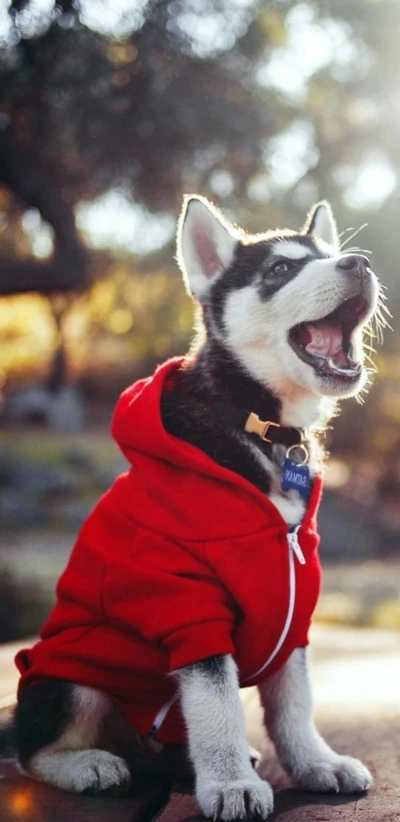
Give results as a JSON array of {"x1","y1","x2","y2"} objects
[{"x1": 111, "y1": 357, "x2": 322, "y2": 542}]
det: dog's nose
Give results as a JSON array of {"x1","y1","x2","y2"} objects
[{"x1": 337, "y1": 254, "x2": 371, "y2": 280}]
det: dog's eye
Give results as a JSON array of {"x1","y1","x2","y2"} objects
[{"x1": 271, "y1": 259, "x2": 294, "y2": 275}]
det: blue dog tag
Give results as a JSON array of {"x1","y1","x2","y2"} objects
[{"x1": 281, "y1": 458, "x2": 310, "y2": 499}]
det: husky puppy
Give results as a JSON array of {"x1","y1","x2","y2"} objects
[{"x1": 10, "y1": 197, "x2": 381, "y2": 820}]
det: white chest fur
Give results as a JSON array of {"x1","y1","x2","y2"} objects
[{"x1": 268, "y1": 488, "x2": 305, "y2": 527}]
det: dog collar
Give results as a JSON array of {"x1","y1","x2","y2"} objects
[
  {"x1": 244, "y1": 412, "x2": 304, "y2": 448},
  {"x1": 213, "y1": 403, "x2": 305, "y2": 448}
]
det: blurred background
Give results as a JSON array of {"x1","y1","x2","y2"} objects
[{"x1": 0, "y1": 0, "x2": 399, "y2": 644}]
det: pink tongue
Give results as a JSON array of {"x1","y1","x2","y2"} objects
[{"x1": 305, "y1": 323, "x2": 343, "y2": 358}]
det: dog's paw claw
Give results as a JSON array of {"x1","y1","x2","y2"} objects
[
  {"x1": 197, "y1": 773, "x2": 274, "y2": 820},
  {"x1": 293, "y1": 754, "x2": 373, "y2": 794},
  {"x1": 248, "y1": 744, "x2": 262, "y2": 770}
]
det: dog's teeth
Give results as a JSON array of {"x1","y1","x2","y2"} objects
[{"x1": 327, "y1": 358, "x2": 358, "y2": 376}]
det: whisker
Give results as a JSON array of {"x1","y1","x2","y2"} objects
[
  {"x1": 376, "y1": 307, "x2": 393, "y2": 331},
  {"x1": 376, "y1": 295, "x2": 392, "y2": 321},
  {"x1": 380, "y1": 302, "x2": 392, "y2": 317},
  {"x1": 374, "y1": 323, "x2": 384, "y2": 345},
  {"x1": 363, "y1": 353, "x2": 377, "y2": 369},
  {"x1": 338, "y1": 226, "x2": 357, "y2": 239},
  {"x1": 340, "y1": 247, "x2": 372, "y2": 256},
  {"x1": 355, "y1": 368, "x2": 376, "y2": 403},
  {"x1": 340, "y1": 223, "x2": 368, "y2": 250},
  {"x1": 365, "y1": 366, "x2": 377, "y2": 378}
]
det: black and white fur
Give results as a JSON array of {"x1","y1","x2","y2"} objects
[{"x1": 9, "y1": 197, "x2": 380, "y2": 818}]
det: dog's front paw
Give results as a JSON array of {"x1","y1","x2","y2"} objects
[
  {"x1": 69, "y1": 750, "x2": 132, "y2": 795},
  {"x1": 196, "y1": 772, "x2": 274, "y2": 820},
  {"x1": 293, "y1": 754, "x2": 373, "y2": 794}
]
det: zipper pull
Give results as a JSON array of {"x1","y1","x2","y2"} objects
[{"x1": 287, "y1": 526, "x2": 306, "y2": 565}]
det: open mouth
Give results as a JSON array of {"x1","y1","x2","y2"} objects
[{"x1": 289, "y1": 295, "x2": 369, "y2": 381}]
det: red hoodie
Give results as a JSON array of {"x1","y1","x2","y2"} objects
[{"x1": 16, "y1": 358, "x2": 322, "y2": 744}]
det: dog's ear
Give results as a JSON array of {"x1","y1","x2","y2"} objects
[
  {"x1": 177, "y1": 195, "x2": 238, "y2": 299},
  {"x1": 303, "y1": 201, "x2": 339, "y2": 252}
]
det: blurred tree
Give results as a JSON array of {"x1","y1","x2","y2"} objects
[
  {"x1": 0, "y1": 0, "x2": 269, "y2": 295},
  {"x1": 1, "y1": 0, "x2": 400, "y2": 300}
]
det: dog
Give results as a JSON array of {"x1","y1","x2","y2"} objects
[{"x1": 9, "y1": 196, "x2": 382, "y2": 819}]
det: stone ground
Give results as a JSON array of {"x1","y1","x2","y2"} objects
[{"x1": 1, "y1": 625, "x2": 399, "y2": 821}]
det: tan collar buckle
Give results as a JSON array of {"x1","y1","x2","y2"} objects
[{"x1": 244, "y1": 413, "x2": 281, "y2": 443}]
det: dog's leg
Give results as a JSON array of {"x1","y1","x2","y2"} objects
[
  {"x1": 16, "y1": 682, "x2": 131, "y2": 794},
  {"x1": 175, "y1": 654, "x2": 274, "y2": 820},
  {"x1": 258, "y1": 647, "x2": 372, "y2": 793}
]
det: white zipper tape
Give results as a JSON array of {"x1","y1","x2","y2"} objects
[
  {"x1": 244, "y1": 527, "x2": 306, "y2": 682},
  {"x1": 148, "y1": 694, "x2": 177, "y2": 738}
]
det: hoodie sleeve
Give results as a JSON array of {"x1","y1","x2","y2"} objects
[{"x1": 103, "y1": 528, "x2": 236, "y2": 672}]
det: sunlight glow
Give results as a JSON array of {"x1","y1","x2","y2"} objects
[
  {"x1": 343, "y1": 156, "x2": 397, "y2": 209},
  {"x1": 247, "y1": 174, "x2": 271, "y2": 204},
  {"x1": 0, "y1": 0, "x2": 149, "y2": 42},
  {"x1": 266, "y1": 119, "x2": 319, "y2": 190},
  {"x1": 13, "y1": 0, "x2": 53, "y2": 38},
  {"x1": 257, "y1": 5, "x2": 362, "y2": 101},
  {"x1": 209, "y1": 169, "x2": 235, "y2": 198},
  {"x1": 0, "y1": 3, "x2": 12, "y2": 44},
  {"x1": 21, "y1": 209, "x2": 55, "y2": 259},
  {"x1": 76, "y1": 191, "x2": 175, "y2": 255},
  {"x1": 171, "y1": 0, "x2": 256, "y2": 58},
  {"x1": 78, "y1": 0, "x2": 148, "y2": 38},
  {"x1": 314, "y1": 653, "x2": 400, "y2": 716},
  {"x1": 309, "y1": 625, "x2": 400, "y2": 718}
]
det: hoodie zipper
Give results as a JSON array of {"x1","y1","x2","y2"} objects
[
  {"x1": 244, "y1": 525, "x2": 306, "y2": 682},
  {"x1": 148, "y1": 694, "x2": 177, "y2": 739}
]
